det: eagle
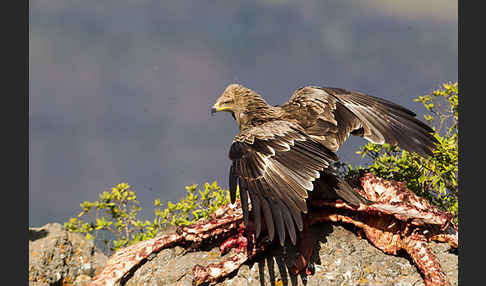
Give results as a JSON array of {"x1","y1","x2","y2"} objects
[{"x1": 211, "y1": 84, "x2": 437, "y2": 247}]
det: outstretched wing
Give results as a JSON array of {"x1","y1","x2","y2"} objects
[
  {"x1": 281, "y1": 86, "x2": 438, "y2": 157},
  {"x1": 228, "y1": 120, "x2": 339, "y2": 246}
]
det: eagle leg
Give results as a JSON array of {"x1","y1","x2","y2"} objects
[{"x1": 289, "y1": 215, "x2": 314, "y2": 276}]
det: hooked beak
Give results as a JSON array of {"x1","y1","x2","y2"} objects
[{"x1": 210, "y1": 103, "x2": 232, "y2": 115}]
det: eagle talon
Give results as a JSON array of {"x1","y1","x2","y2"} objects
[
  {"x1": 306, "y1": 263, "x2": 315, "y2": 276},
  {"x1": 289, "y1": 251, "x2": 310, "y2": 276}
]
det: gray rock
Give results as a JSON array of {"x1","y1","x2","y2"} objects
[
  {"x1": 29, "y1": 223, "x2": 108, "y2": 286},
  {"x1": 117, "y1": 223, "x2": 458, "y2": 286}
]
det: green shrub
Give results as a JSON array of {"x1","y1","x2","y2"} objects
[
  {"x1": 64, "y1": 181, "x2": 233, "y2": 253},
  {"x1": 340, "y1": 82, "x2": 458, "y2": 221}
]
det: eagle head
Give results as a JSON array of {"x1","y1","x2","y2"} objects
[
  {"x1": 211, "y1": 84, "x2": 249, "y2": 116},
  {"x1": 211, "y1": 84, "x2": 275, "y2": 129}
]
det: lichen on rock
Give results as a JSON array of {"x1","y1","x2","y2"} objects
[{"x1": 29, "y1": 223, "x2": 108, "y2": 286}]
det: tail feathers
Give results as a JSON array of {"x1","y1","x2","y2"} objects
[
  {"x1": 334, "y1": 177, "x2": 372, "y2": 207},
  {"x1": 311, "y1": 171, "x2": 372, "y2": 207}
]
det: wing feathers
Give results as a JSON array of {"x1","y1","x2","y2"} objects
[
  {"x1": 283, "y1": 86, "x2": 438, "y2": 156},
  {"x1": 258, "y1": 188, "x2": 275, "y2": 241},
  {"x1": 280, "y1": 200, "x2": 297, "y2": 245},
  {"x1": 330, "y1": 90, "x2": 438, "y2": 156},
  {"x1": 247, "y1": 181, "x2": 262, "y2": 237},
  {"x1": 269, "y1": 198, "x2": 285, "y2": 246},
  {"x1": 230, "y1": 122, "x2": 335, "y2": 245},
  {"x1": 229, "y1": 163, "x2": 238, "y2": 204},
  {"x1": 239, "y1": 179, "x2": 250, "y2": 227}
]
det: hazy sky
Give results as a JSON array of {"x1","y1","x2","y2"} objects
[{"x1": 29, "y1": 0, "x2": 457, "y2": 227}]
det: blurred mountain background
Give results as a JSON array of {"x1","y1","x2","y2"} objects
[{"x1": 29, "y1": 0, "x2": 457, "y2": 227}]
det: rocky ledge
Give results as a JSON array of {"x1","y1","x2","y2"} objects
[
  {"x1": 116, "y1": 223, "x2": 456, "y2": 286},
  {"x1": 29, "y1": 223, "x2": 108, "y2": 286},
  {"x1": 29, "y1": 222, "x2": 457, "y2": 286}
]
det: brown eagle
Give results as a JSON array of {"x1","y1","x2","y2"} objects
[{"x1": 211, "y1": 84, "x2": 437, "y2": 246}]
